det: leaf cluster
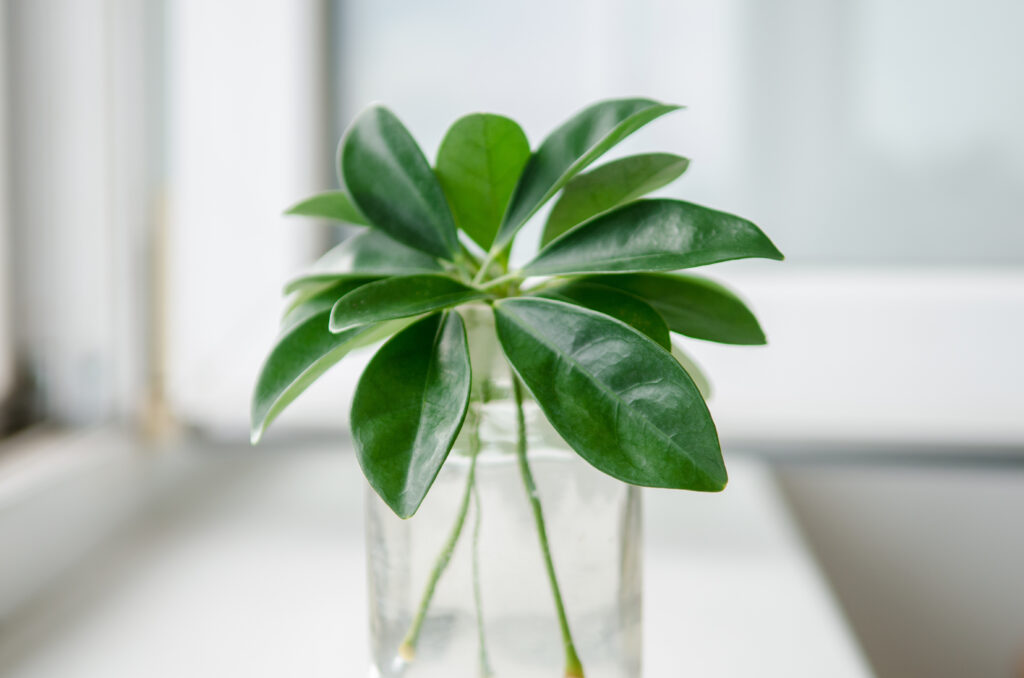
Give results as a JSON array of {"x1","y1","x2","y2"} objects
[{"x1": 252, "y1": 99, "x2": 783, "y2": 518}]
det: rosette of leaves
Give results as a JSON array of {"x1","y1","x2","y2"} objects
[
  {"x1": 252, "y1": 98, "x2": 783, "y2": 519},
  {"x1": 253, "y1": 98, "x2": 783, "y2": 677}
]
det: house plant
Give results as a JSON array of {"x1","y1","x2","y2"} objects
[{"x1": 252, "y1": 98, "x2": 783, "y2": 678}]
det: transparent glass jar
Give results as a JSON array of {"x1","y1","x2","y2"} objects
[{"x1": 365, "y1": 307, "x2": 642, "y2": 678}]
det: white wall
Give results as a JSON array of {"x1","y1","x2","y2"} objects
[
  {"x1": 165, "y1": 0, "x2": 330, "y2": 432},
  {"x1": 777, "y1": 463, "x2": 1024, "y2": 678}
]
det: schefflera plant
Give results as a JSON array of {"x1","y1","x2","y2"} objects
[{"x1": 252, "y1": 98, "x2": 783, "y2": 677}]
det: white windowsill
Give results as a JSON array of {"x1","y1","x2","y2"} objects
[{"x1": 0, "y1": 431, "x2": 873, "y2": 677}]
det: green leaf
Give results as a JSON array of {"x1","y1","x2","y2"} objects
[
  {"x1": 541, "y1": 153, "x2": 689, "y2": 246},
  {"x1": 671, "y1": 340, "x2": 712, "y2": 399},
  {"x1": 340, "y1": 106, "x2": 459, "y2": 259},
  {"x1": 251, "y1": 314, "x2": 411, "y2": 444},
  {"x1": 495, "y1": 98, "x2": 682, "y2": 249},
  {"x1": 283, "y1": 230, "x2": 442, "y2": 294},
  {"x1": 579, "y1": 272, "x2": 766, "y2": 345},
  {"x1": 285, "y1": 190, "x2": 369, "y2": 226},
  {"x1": 330, "y1": 274, "x2": 489, "y2": 333},
  {"x1": 435, "y1": 113, "x2": 530, "y2": 250},
  {"x1": 494, "y1": 297, "x2": 725, "y2": 491},
  {"x1": 537, "y1": 281, "x2": 670, "y2": 350},
  {"x1": 524, "y1": 199, "x2": 784, "y2": 276},
  {"x1": 351, "y1": 312, "x2": 471, "y2": 518},
  {"x1": 281, "y1": 278, "x2": 375, "y2": 332}
]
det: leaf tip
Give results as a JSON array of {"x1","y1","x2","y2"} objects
[
  {"x1": 744, "y1": 326, "x2": 768, "y2": 346},
  {"x1": 328, "y1": 306, "x2": 357, "y2": 334},
  {"x1": 705, "y1": 464, "x2": 729, "y2": 492},
  {"x1": 283, "y1": 201, "x2": 315, "y2": 218},
  {"x1": 379, "y1": 489, "x2": 418, "y2": 519}
]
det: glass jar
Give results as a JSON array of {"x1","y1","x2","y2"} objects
[{"x1": 364, "y1": 306, "x2": 642, "y2": 678}]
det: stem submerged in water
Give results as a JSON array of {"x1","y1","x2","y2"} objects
[
  {"x1": 399, "y1": 415, "x2": 480, "y2": 661},
  {"x1": 471, "y1": 483, "x2": 494, "y2": 677},
  {"x1": 511, "y1": 376, "x2": 585, "y2": 678},
  {"x1": 399, "y1": 374, "x2": 583, "y2": 676}
]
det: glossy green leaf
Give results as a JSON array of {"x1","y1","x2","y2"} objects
[
  {"x1": 671, "y1": 340, "x2": 712, "y2": 399},
  {"x1": 283, "y1": 230, "x2": 442, "y2": 294},
  {"x1": 330, "y1": 274, "x2": 489, "y2": 333},
  {"x1": 578, "y1": 272, "x2": 766, "y2": 344},
  {"x1": 435, "y1": 114, "x2": 530, "y2": 250},
  {"x1": 340, "y1": 106, "x2": 459, "y2": 259},
  {"x1": 496, "y1": 98, "x2": 682, "y2": 248},
  {"x1": 281, "y1": 278, "x2": 374, "y2": 332},
  {"x1": 284, "y1": 190, "x2": 369, "y2": 226},
  {"x1": 524, "y1": 199, "x2": 784, "y2": 276},
  {"x1": 537, "y1": 281, "x2": 670, "y2": 349},
  {"x1": 351, "y1": 312, "x2": 471, "y2": 518},
  {"x1": 251, "y1": 314, "x2": 411, "y2": 444},
  {"x1": 541, "y1": 153, "x2": 689, "y2": 245},
  {"x1": 494, "y1": 297, "x2": 725, "y2": 491}
]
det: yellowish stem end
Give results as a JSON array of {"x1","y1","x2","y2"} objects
[{"x1": 398, "y1": 642, "x2": 416, "y2": 662}]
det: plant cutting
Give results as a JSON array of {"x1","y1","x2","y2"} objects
[{"x1": 252, "y1": 98, "x2": 783, "y2": 678}]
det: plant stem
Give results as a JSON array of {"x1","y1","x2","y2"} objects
[
  {"x1": 511, "y1": 376, "x2": 585, "y2": 678},
  {"x1": 458, "y1": 244, "x2": 482, "y2": 276},
  {"x1": 479, "y1": 271, "x2": 523, "y2": 291},
  {"x1": 399, "y1": 426, "x2": 479, "y2": 661},
  {"x1": 467, "y1": 405, "x2": 494, "y2": 677},
  {"x1": 472, "y1": 242, "x2": 508, "y2": 286},
  {"x1": 471, "y1": 482, "x2": 494, "y2": 677}
]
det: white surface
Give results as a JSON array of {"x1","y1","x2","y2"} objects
[
  {"x1": 0, "y1": 429, "x2": 170, "y2": 618},
  {"x1": 0, "y1": 443, "x2": 872, "y2": 677},
  {"x1": 692, "y1": 267, "x2": 1024, "y2": 446},
  {"x1": 166, "y1": 0, "x2": 327, "y2": 428}
]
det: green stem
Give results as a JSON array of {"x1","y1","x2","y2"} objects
[
  {"x1": 458, "y1": 244, "x2": 482, "y2": 276},
  {"x1": 472, "y1": 242, "x2": 508, "y2": 286},
  {"x1": 399, "y1": 428, "x2": 480, "y2": 661},
  {"x1": 479, "y1": 271, "x2": 523, "y2": 291},
  {"x1": 511, "y1": 377, "x2": 585, "y2": 678},
  {"x1": 467, "y1": 405, "x2": 494, "y2": 677},
  {"x1": 471, "y1": 482, "x2": 494, "y2": 677}
]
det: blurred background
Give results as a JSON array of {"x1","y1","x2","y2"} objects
[{"x1": 1, "y1": 1, "x2": 1022, "y2": 677}]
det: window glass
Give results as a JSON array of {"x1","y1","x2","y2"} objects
[{"x1": 333, "y1": 0, "x2": 1024, "y2": 265}]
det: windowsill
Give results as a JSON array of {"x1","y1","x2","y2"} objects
[
  {"x1": 0, "y1": 431, "x2": 874, "y2": 677},
  {"x1": 0, "y1": 428, "x2": 197, "y2": 619}
]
